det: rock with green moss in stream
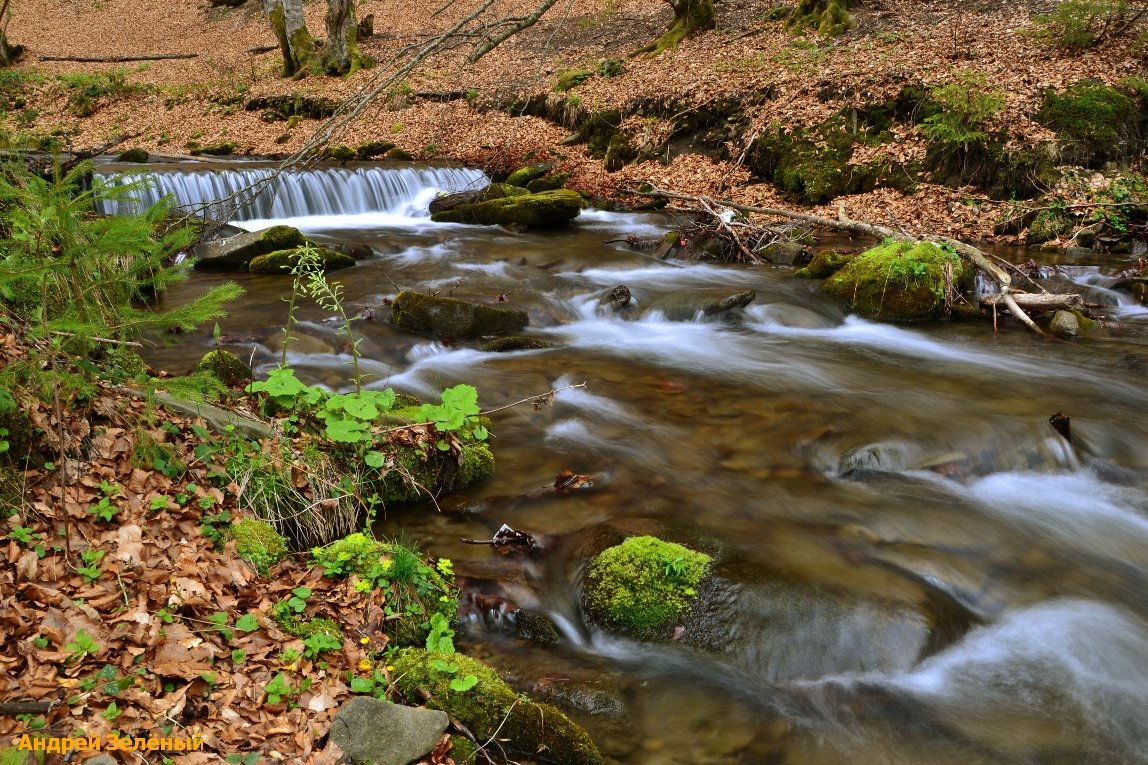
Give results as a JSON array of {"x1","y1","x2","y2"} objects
[
  {"x1": 1027, "y1": 208, "x2": 1073, "y2": 244},
  {"x1": 372, "y1": 430, "x2": 495, "y2": 510},
  {"x1": 116, "y1": 147, "x2": 149, "y2": 163},
  {"x1": 822, "y1": 240, "x2": 972, "y2": 322},
  {"x1": 391, "y1": 648, "x2": 604, "y2": 765},
  {"x1": 795, "y1": 250, "x2": 854, "y2": 278},
  {"x1": 248, "y1": 246, "x2": 355, "y2": 274},
  {"x1": 504, "y1": 162, "x2": 553, "y2": 187},
  {"x1": 479, "y1": 336, "x2": 556, "y2": 352},
  {"x1": 525, "y1": 171, "x2": 571, "y2": 192},
  {"x1": 354, "y1": 140, "x2": 395, "y2": 159},
  {"x1": 582, "y1": 535, "x2": 712, "y2": 638},
  {"x1": 194, "y1": 349, "x2": 252, "y2": 385},
  {"x1": 193, "y1": 224, "x2": 310, "y2": 271},
  {"x1": 231, "y1": 518, "x2": 288, "y2": 575},
  {"x1": 319, "y1": 144, "x2": 356, "y2": 162},
  {"x1": 310, "y1": 532, "x2": 458, "y2": 646},
  {"x1": 386, "y1": 147, "x2": 415, "y2": 160},
  {"x1": 758, "y1": 240, "x2": 810, "y2": 265},
  {"x1": 428, "y1": 183, "x2": 529, "y2": 215},
  {"x1": 430, "y1": 189, "x2": 583, "y2": 229},
  {"x1": 391, "y1": 291, "x2": 529, "y2": 338}
]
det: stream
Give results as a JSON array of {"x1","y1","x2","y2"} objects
[{"x1": 98, "y1": 160, "x2": 1148, "y2": 765}]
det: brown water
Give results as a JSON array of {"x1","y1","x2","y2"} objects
[{"x1": 128, "y1": 162, "x2": 1148, "y2": 765}]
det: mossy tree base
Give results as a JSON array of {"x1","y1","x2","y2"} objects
[
  {"x1": 632, "y1": 0, "x2": 715, "y2": 56},
  {"x1": 791, "y1": 0, "x2": 854, "y2": 36}
]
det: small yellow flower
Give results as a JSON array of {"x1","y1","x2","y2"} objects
[
  {"x1": 357, "y1": 659, "x2": 373, "y2": 672},
  {"x1": 359, "y1": 636, "x2": 370, "y2": 645},
  {"x1": 385, "y1": 665, "x2": 394, "y2": 672}
]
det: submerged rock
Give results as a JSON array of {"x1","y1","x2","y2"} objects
[
  {"x1": 823, "y1": 241, "x2": 972, "y2": 322},
  {"x1": 479, "y1": 336, "x2": 556, "y2": 352},
  {"x1": 430, "y1": 189, "x2": 583, "y2": 229},
  {"x1": 391, "y1": 291, "x2": 529, "y2": 338},
  {"x1": 596, "y1": 284, "x2": 634, "y2": 314},
  {"x1": 391, "y1": 648, "x2": 603, "y2": 765},
  {"x1": 327, "y1": 697, "x2": 448, "y2": 765},
  {"x1": 644, "y1": 288, "x2": 756, "y2": 320},
  {"x1": 192, "y1": 225, "x2": 309, "y2": 271},
  {"x1": 247, "y1": 246, "x2": 355, "y2": 274}
]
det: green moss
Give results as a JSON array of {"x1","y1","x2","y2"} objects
[
  {"x1": 525, "y1": 171, "x2": 571, "y2": 192},
  {"x1": 430, "y1": 189, "x2": 583, "y2": 228},
  {"x1": 248, "y1": 246, "x2": 355, "y2": 274},
  {"x1": 374, "y1": 439, "x2": 495, "y2": 506},
  {"x1": 259, "y1": 225, "x2": 308, "y2": 249},
  {"x1": 554, "y1": 69, "x2": 594, "y2": 92},
  {"x1": 604, "y1": 132, "x2": 637, "y2": 172},
  {"x1": 822, "y1": 240, "x2": 971, "y2": 322},
  {"x1": 791, "y1": 0, "x2": 854, "y2": 35},
  {"x1": 1038, "y1": 81, "x2": 1139, "y2": 167},
  {"x1": 795, "y1": 250, "x2": 853, "y2": 278},
  {"x1": 194, "y1": 349, "x2": 252, "y2": 384},
  {"x1": 386, "y1": 147, "x2": 415, "y2": 160},
  {"x1": 583, "y1": 536, "x2": 711, "y2": 637},
  {"x1": 1028, "y1": 209, "x2": 1073, "y2": 243},
  {"x1": 279, "y1": 615, "x2": 343, "y2": 641},
  {"x1": 191, "y1": 141, "x2": 237, "y2": 156},
  {"x1": 505, "y1": 162, "x2": 553, "y2": 187},
  {"x1": 449, "y1": 736, "x2": 477, "y2": 764},
  {"x1": 320, "y1": 144, "x2": 356, "y2": 162},
  {"x1": 391, "y1": 648, "x2": 603, "y2": 765},
  {"x1": 116, "y1": 147, "x2": 149, "y2": 163},
  {"x1": 231, "y1": 518, "x2": 288, "y2": 575},
  {"x1": 355, "y1": 140, "x2": 395, "y2": 159},
  {"x1": 632, "y1": 0, "x2": 715, "y2": 56}
]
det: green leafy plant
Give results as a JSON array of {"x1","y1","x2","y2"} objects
[
  {"x1": 922, "y1": 71, "x2": 1005, "y2": 149},
  {"x1": 263, "y1": 672, "x2": 292, "y2": 705},
  {"x1": 77, "y1": 548, "x2": 105, "y2": 582},
  {"x1": 418, "y1": 384, "x2": 487, "y2": 450},
  {"x1": 64, "y1": 629, "x2": 100, "y2": 662},
  {"x1": 101, "y1": 701, "x2": 122, "y2": 722},
  {"x1": 206, "y1": 612, "x2": 234, "y2": 641},
  {"x1": 303, "y1": 632, "x2": 342, "y2": 658},
  {"x1": 1032, "y1": 0, "x2": 1142, "y2": 50},
  {"x1": 235, "y1": 613, "x2": 260, "y2": 632}
]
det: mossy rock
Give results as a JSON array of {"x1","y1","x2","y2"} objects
[
  {"x1": 479, "y1": 336, "x2": 556, "y2": 352},
  {"x1": 505, "y1": 162, "x2": 554, "y2": 187},
  {"x1": 449, "y1": 736, "x2": 477, "y2": 764},
  {"x1": 355, "y1": 140, "x2": 395, "y2": 159},
  {"x1": 193, "y1": 224, "x2": 311, "y2": 271},
  {"x1": 791, "y1": 0, "x2": 854, "y2": 35},
  {"x1": 320, "y1": 144, "x2": 356, "y2": 162},
  {"x1": 1028, "y1": 209, "x2": 1073, "y2": 244},
  {"x1": 374, "y1": 437, "x2": 495, "y2": 509},
  {"x1": 248, "y1": 246, "x2": 355, "y2": 274},
  {"x1": 231, "y1": 518, "x2": 288, "y2": 575},
  {"x1": 431, "y1": 189, "x2": 583, "y2": 228},
  {"x1": 392, "y1": 291, "x2": 529, "y2": 338},
  {"x1": 582, "y1": 536, "x2": 712, "y2": 638},
  {"x1": 795, "y1": 250, "x2": 853, "y2": 278},
  {"x1": 278, "y1": 614, "x2": 343, "y2": 641},
  {"x1": 604, "y1": 132, "x2": 637, "y2": 172},
  {"x1": 525, "y1": 171, "x2": 571, "y2": 192},
  {"x1": 116, "y1": 147, "x2": 149, "y2": 163},
  {"x1": 391, "y1": 648, "x2": 604, "y2": 765},
  {"x1": 554, "y1": 69, "x2": 594, "y2": 92},
  {"x1": 245, "y1": 93, "x2": 340, "y2": 122},
  {"x1": 191, "y1": 141, "x2": 237, "y2": 156},
  {"x1": 195, "y1": 349, "x2": 252, "y2": 384},
  {"x1": 1038, "y1": 81, "x2": 1140, "y2": 168},
  {"x1": 311, "y1": 533, "x2": 457, "y2": 647},
  {"x1": 387, "y1": 147, "x2": 415, "y2": 160},
  {"x1": 428, "y1": 183, "x2": 529, "y2": 215},
  {"x1": 822, "y1": 240, "x2": 971, "y2": 322}
]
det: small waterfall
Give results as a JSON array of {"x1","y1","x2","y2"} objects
[{"x1": 93, "y1": 164, "x2": 489, "y2": 222}]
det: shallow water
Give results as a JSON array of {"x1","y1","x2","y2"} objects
[{"x1": 118, "y1": 162, "x2": 1148, "y2": 764}]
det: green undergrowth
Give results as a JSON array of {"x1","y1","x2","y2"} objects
[
  {"x1": 583, "y1": 536, "x2": 712, "y2": 637},
  {"x1": 231, "y1": 518, "x2": 288, "y2": 575},
  {"x1": 1037, "y1": 80, "x2": 1143, "y2": 167}
]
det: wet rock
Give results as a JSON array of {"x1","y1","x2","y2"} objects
[
  {"x1": 505, "y1": 162, "x2": 553, "y2": 187},
  {"x1": 355, "y1": 140, "x2": 394, "y2": 159},
  {"x1": 327, "y1": 242, "x2": 374, "y2": 259},
  {"x1": 514, "y1": 609, "x2": 561, "y2": 645},
  {"x1": 526, "y1": 171, "x2": 571, "y2": 192},
  {"x1": 479, "y1": 336, "x2": 556, "y2": 352},
  {"x1": 319, "y1": 144, "x2": 355, "y2": 162},
  {"x1": 758, "y1": 240, "x2": 810, "y2": 265},
  {"x1": 534, "y1": 676, "x2": 626, "y2": 718},
  {"x1": 248, "y1": 246, "x2": 355, "y2": 274},
  {"x1": 115, "y1": 147, "x2": 149, "y2": 163},
  {"x1": 192, "y1": 225, "x2": 309, "y2": 271},
  {"x1": 391, "y1": 291, "x2": 529, "y2": 339},
  {"x1": 795, "y1": 250, "x2": 853, "y2": 279},
  {"x1": 386, "y1": 147, "x2": 415, "y2": 160},
  {"x1": 644, "y1": 288, "x2": 756, "y2": 321},
  {"x1": 823, "y1": 241, "x2": 973, "y2": 322},
  {"x1": 327, "y1": 697, "x2": 448, "y2": 765},
  {"x1": 596, "y1": 284, "x2": 634, "y2": 314},
  {"x1": 1035, "y1": 274, "x2": 1119, "y2": 307},
  {"x1": 194, "y1": 349, "x2": 252, "y2": 384},
  {"x1": 430, "y1": 189, "x2": 583, "y2": 229},
  {"x1": 1049, "y1": 309, "x2": 1081, "y2": 338},
  {"x1": 839, "y1": 441, "x2": 914, "y2": 478},
  {"x1": 428, "y1": 183, "x2": 528, "y2": 215}
]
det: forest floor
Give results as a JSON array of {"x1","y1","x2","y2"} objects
[{"x1": 5, "y1": 0, "x2": 1146, "y2": 243}]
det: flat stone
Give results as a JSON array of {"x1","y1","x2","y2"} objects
[{"x1": 327, "y1": 697, "x2": 449, "y2": 765}]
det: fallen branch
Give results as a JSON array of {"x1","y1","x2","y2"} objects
[
  {"x1": 981, "y1": 292, "x2": 1085, "y2": 311},
  {"x1": 625, "y1": 184, "x2": 1053, "y2": 336},
  {"x1": 0, "y1": 701, "x2": 53, "y2": 716},
  {"x1": 39, "y1": 53, "x2": 198, "y2": 62}
]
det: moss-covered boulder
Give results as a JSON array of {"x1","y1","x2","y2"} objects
[
  {"x1": 193, "y1": 225, "x2": 310, "y2": 271},
  {"x1": 428, "y1": 183, "x2": 529, "y2": 215},
  {"x1": 391, "y1": 291, "x2": 529, "y2": 338},
  {"x1": 430, "y1": 189, "x2": 583, "y2": 228},
  {"x1": 319, "y1": 144, "x2": 356, "y2": 162},
  {"x1": 387, "y1": 147, "x2": 415, "y2": 160},
  {"x1": 375, "y1": 434, "x2": 495, "y2": 507},
  {"x1": 795, "y1": 250, "x2": 853, "y2": 278},
  {"x1": 231, "y1": 518, "x2": 288, "y2": 575},
  {"x1": 1037, "y1": 81, "x2": 1141, "y2": 168},
  {"x1": 354, "y1": 140, "x2": 395, "y2": 159},
  {"x1": 504, "y1": 162, "x2": 553, "y2": 187},
  {"x1": 479, "y1": 336, "x2": 556, "y2": 352},
  {"x1": 391, "y1": 648, "x2": 604, "y2": 765},
  {"x1": 582, "y1": 536, "x2": 712, "y2": 638},
  {"x1": 525, "y1": 171, "x2": 571, "y2": 192},
  {"x1": 822, "y1": 240, "x2": 971, "y2": 322},
  {"x1": 194, "y1": 349, "x2": 253, "y2": 384},
  {"x1": 116, "y1": 147, "x2": 149, "y2": 163},
  {"x1": 248, "y1": 246, "x2": 355, "y2": 274}
]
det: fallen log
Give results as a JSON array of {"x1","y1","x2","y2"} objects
[
  {"x1": 624, "y1": 184, "x2": 1071, "y2": 336},
  {"x1": 980, "y1": 292, "x2": 1085, "y2": 311},
  {"x1": 39, "y1": 53, "x2": 198, "y2": 62}
]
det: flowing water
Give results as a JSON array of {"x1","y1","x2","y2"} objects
[{"x1": 100, "y1": 161, "x2": 1148, "y2": 764}]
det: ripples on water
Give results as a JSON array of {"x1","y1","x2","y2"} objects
[{"x1": 124, "y1": 163, "x2": 1148, "y2": 764}]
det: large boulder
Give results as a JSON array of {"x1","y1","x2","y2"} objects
[
  {"x1": 822, "y1": 240, "x2": 972, "y2": 322},
  {"x1": 430, "y1": 189, "x2": 583, "y2": 229},
  {"x1": 428, "y1": 183, "x2": 528, "y2": 215},
  {"x1": 192, "y1": 225, "x2": 309, "y2": 271},
  {"x1": 248, "y1": 246, "x2": 355, "y2": 274},
  {"x1": 327, "y1": 697, "x2": 449, "y2": 765},
  {"x1": 391, "y1": 291, "x2": 529, "y2": 338}
]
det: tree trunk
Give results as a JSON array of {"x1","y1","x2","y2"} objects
[
  {"x1": 263, "y1": 0, "x2": 313, "y2": 77},
  {"x1": 324, "y1": 0, "x2": 360, "y2": 76},
  {"x1": 0, "y1": 0, "x2": 23, "y2": 67},
  {"x1": 633, "y1": 0, "x2": 715, "y2": 56},
  {"x1": 792, "y1": 0, "x2": 853, "y2": 35}
]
